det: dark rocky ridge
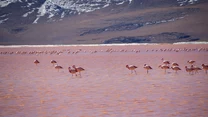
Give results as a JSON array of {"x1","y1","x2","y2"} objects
[
  {"x1": 79, "y1": 8, "x2": 199, "y2": 36},
  {"x1": 104, "y1": 32, "x2": 199, "y2": 44}
]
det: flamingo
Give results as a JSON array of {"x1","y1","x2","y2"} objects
[
  {"x1": 158, "y1": 64, "x2": 170, "y2": 73},
  {"x1": 143, "y1": 64, "x2": 152, "y2": 74},
  {"x1": 68, "y1": 67, "x2": 77, "y2": 76},
  {"x1": 34, "y1": 60, "x2": 40, "y2": 65},
  {"x1": 185, "y1": 66, "x2": 194, "y2": 75},
  {"x1": 202, "y1": 64, "x2": 208, "y2": 74},
  {"x1": 55, "y1": 65, "x2": 63, "y2": 72},
  {"x1": 72, "y1": 65, "x2": 85, "y2": 77},
  {"x1": 171, "y1": 62, "x2": 179, "y2": 66},
  {"x1": 161, "y1": 58, "x2": 170, "y2": 65},
  {"x1": 187, "y1": 60, "x2": 195, "y2": 65},
  {"x1": 171, "y1": 66, "x2": 181, "y2": 73},
  {"x1": 51, "y1": 60, "x2": 57, "y2": 66},
  {"x1": 191, "y1": 65, "x2": 202, "y2": 74},
  {"x1": 126, "y1": 65, "x2": 137, "y2": 74}
]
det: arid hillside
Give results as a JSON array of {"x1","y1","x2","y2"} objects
[{"x1": 0, "y1": 0, "x2": 208, "y2": 45}]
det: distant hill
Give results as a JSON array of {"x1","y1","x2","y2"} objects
[{"x1": 0, "y1": 0, "x2": 207, "y2": 45}]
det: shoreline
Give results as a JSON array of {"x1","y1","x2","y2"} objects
[{"x1": 0, "y1": 42, "x2": 208, "y2": 48}]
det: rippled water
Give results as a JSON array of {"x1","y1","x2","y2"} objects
[{"x1": 0, "y1": 46, "x2": 208, "y2": 117}]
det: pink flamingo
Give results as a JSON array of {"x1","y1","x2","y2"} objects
[{"x1": 126, "y1": 65, "x2": 137, "y2": 74}]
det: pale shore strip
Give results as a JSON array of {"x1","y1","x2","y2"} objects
[{"x1": 0, "y1": 41, "x2": 208, "y2": 48}]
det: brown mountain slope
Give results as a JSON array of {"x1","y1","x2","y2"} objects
[{"x1": 0, "y1": 1, "x2": 208, "y2": 45}]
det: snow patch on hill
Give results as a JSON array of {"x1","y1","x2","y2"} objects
[
  {"x1": 177, "y1": 0, "x2": 198, "y2": 6},
  {"x1": 0, "y1": 0, "x2": 200, "y2": 24}
]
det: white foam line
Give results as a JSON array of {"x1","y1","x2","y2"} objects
[
  {"x1": 0, "y1": 43, "x2": 158, "y2": 48},
  {"x1": 0, "y1": 42, "x2": 207, "y2": 48},
  {"x1": 173, "y1": 42, "x2": 208, "y2": 44}
]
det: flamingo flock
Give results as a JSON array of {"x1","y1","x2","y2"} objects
[
  {"x1": 34, "y1": 58, "x2": 208, "y2": 76},
  {"x1": 25, "y1": 46, "x2": 207, "y2": 77},
  {"x1": 125, "y1": 58, "x2": 208, "y2": 75},
  {"x1": 33, "y1": 59, "x2": 85, "y2": 77},
  {"x1": 1, "y1": 46, "x2": 208, "y2": 56}
]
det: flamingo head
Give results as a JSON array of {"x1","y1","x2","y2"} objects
[{"x1": 126, "y1": 65, "x2": 129, "y2": 68}]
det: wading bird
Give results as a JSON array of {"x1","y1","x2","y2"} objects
[
  {"x1": 126, "y1": 65, "x2": 137, "y2": 74},
  {"x1": 158, "y1": 64, "x2": 170, "y2": 73},
  {"x1": 72, "y1": 65, "x2": 85, "y2": 77},
  {"x1": 171, "y1": 66, "x2": 181, "y2": 73},
  {"x1": 143, "y1": 64, "x2": 153, "y2": 74},
  {"x1": 68, "y1": 67, "x2": 77, "y2": 76},
  {"x1": 202, "y1": 64, "x2": 208, "y2": 74},
  {"x1": 55, "y1": 65, "x2": 63, "y2": 72},
  {"x1": 51, "y1": 60, "x2": 57, "y2": 66},
  {"x1": 185, "y1": 66, "x2": 194, "y2": 75},
  {"x1": 34, "y1": 60, "x2": 40, "y2": 65}
]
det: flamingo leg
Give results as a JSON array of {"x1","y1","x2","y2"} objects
[
  {"x1": 78, "y1": 72, "x2": 81, "y2": 77},
  {"x1": 190, "y1": 71, "x2": 193, "y2": 75},
  {"x1": 134, "y1": 70, "x2": 137, "y2": 74}
]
